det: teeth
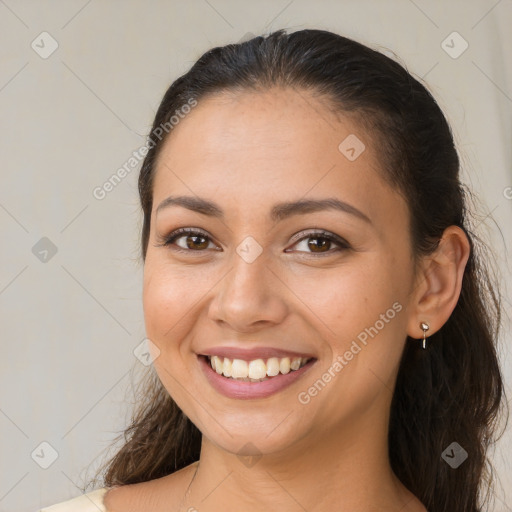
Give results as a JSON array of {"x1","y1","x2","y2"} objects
[
  {"x1": 207, "y1": 355, "x2": 311, "y2": 380},
  {"x1": 213, "y1": 355, "x2": 223, "y2": 375},
  {"x1": 248, "y1": 359, "x2": 267, "y2": 379},
  {"x1": 266, "y1": 357, "x2": 280, "y2": 377},
  {"x1": 231, "y1": 359, "x2": 248, "y2": 379},
  {"x1": 222, "y1": 357, "x2": 232, "y2": 378},
  {"x1": 290, "y1": 357, "x2": 301, "y2": 371},
  {"x1": 280, "y1": 357, "x2": 291, "y2": 374}
]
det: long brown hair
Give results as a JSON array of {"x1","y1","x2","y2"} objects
[{"x1": 91, "y1": 29, "x2": 508, "y2": 511}]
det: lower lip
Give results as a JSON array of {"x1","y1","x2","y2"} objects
[{"x1": 198, "y1": 355, "x2": 316, "y2": 399}]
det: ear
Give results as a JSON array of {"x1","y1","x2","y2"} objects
[{"x1": 406, "y1": 225, "x2": 471, "y2": 340}]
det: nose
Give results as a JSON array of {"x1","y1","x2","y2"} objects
[{"x1": 208, "y1": 249, "x2": 289, "y2": 333}]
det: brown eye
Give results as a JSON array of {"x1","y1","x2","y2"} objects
[
  {"x1": 289, "y1": 230, "x2": 349, "y2": 255},
  {"x1": 183, "y1": 234, "x2": 209, "y2": 250},
  {"x1": 161, "y1": 228, "x2": 216, "y2": 251},
  {"x1": 307, "y1": 236, "x2": 332, "y2": 252}
]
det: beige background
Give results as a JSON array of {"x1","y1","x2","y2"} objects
[{"x1": 0, "y1": 1, "x2": 510, "y2": 510}]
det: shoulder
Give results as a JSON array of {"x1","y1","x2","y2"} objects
[
  {"x1": 103, "y1": 462, "x2": 198, "y2": 512},
  {"x1": 39, "y1": 487, "x2": 109, "y2": 511}
]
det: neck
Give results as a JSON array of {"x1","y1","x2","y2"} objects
[{"x1": 178, "y1": 407, "x2": 421, "y2": 512}]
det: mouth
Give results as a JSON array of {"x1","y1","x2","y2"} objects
[
  {"x1": 197, "y1": 354, "x2": 317, "y2": 399},
  {"x1": 204, "y1": 354, "x2": 312, "y2": 381}
]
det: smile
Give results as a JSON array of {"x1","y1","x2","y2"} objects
[
  {"x1": 198, "y1": 354, "x2": 317, "y2": 399},
  {"x1": 208, "y1": 355, "x2": 312, "y2": 381}
]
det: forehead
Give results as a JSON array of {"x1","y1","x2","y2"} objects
[
  {"x1": 155, "y1": 88, "x2": 368, "y2": 173},
  {"x1": 152, "y1": 88, "x2": 406, "y2": 230}
]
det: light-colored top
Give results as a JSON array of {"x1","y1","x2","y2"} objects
[{"x1": 39, "y1": 487, "x2": 109, "y2": 511}]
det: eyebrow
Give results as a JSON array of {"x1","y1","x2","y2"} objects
[{"x1": 155, "y1": 195, "x2": 372, "y2": 224}]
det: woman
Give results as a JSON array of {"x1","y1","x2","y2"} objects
[{"x1": 41, "y1": 28, "x2": 507, "y2": 512}]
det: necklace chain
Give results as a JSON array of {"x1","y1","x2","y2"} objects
[{"x1": 176, "y1": 461, "x2": 199, "y2": 512}]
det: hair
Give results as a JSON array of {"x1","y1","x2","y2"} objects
[{"x1": 92, "y1": 29, "x2": 508, "y2": 511}]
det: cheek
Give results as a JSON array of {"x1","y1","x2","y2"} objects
[
  {"x1": 333, "y1": 257, "x2": 409, "y2": 381},
  {"x1": 293, "y1": 263, "x2": 407, "y2": 421},
  {"x1": 142, "y1": 261, "x2": 199, "y2": 353},
  {"x1": 141, "y1": 261, "x2": 224, "y2": 436},
  {"x1": 292, "y1": 255, "x2": 407, "y2": 367},
  {"x1": 142, "y1": 263, "x2": 200, "y2": 404}
]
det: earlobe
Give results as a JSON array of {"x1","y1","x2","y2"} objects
[{"x1": 406, "y1": 225, "x2": 471, "y2": 340}]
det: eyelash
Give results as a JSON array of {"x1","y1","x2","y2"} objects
[{"x1": 156, "y1": 227, "x2": 350, "y2": 256}]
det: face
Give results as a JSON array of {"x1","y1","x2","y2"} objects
[{"x1": 143, "y1": 88, "x2": 418, "y2": 457}]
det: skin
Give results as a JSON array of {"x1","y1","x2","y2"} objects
[{"x1": 104, "y1": 87, "x2": 470, "y2": 512}]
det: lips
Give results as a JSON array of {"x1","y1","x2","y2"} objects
[
  {"x1": 199, "y1": 346, "x2": 315, "y2": 361},
  {"x1": 198, "y1": 356, "x2": 316, "y2": 399}
]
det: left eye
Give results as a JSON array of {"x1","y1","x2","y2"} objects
[{"x1": 288, "y1": 231, "x2": 349, "y2": 254}]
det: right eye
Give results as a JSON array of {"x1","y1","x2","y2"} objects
[{"x1": 157, "y1": 228, "x2": 219, "y2": 252}]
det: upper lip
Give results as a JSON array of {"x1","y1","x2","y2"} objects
[{"x1": 199, "y1": 346, "x2": 316, "y2": 361}]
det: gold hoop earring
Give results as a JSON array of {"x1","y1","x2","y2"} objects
[{"x1": 420, "y1": 322, "x2": 429, "y2": 349}]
